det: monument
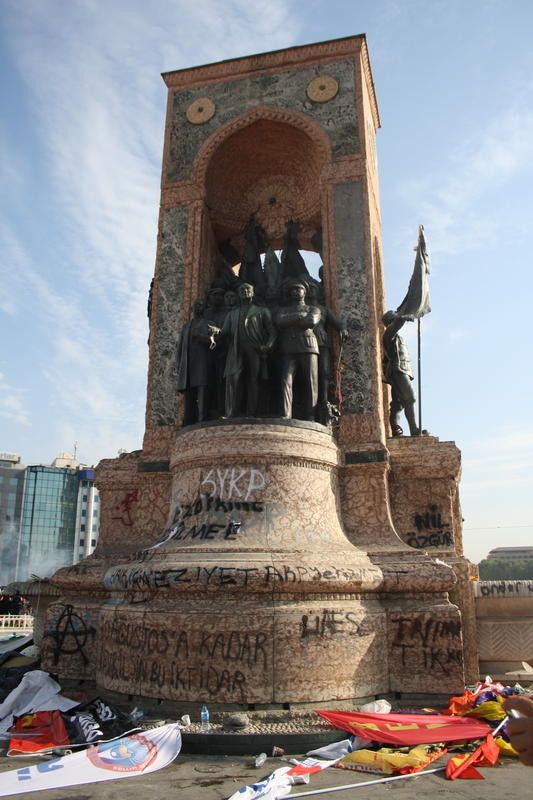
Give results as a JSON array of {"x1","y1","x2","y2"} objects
[{"x1": 42, "y1": 36, "x2": 478, "y2": 705}]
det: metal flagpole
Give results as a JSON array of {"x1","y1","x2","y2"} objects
[
  {"x1": 291, "y1": 766, "x2": 445, "y2": 798},
  {"x1": 417, "y1": 317, "x2": 422, "y2": 433}
]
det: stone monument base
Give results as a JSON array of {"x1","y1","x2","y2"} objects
[{"x1": 42, "y1": 423, "x2": 465, "y2": 705}]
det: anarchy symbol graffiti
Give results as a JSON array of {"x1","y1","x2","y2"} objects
[{"x1": 43, "y1": 604, "x2": 96, "y2": 665}]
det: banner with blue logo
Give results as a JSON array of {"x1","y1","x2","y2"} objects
[{"x1": 0, "y1": 723, "x2": 181, "y2": 796}]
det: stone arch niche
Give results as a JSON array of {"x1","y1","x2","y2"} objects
[
  {"x1": 200, "y1": 108, "x2": 328, "y2": 253},
  {"x1": 42, "y1": 37, "x2": 476, "y2": 704}
]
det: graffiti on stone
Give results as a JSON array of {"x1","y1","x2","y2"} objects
[
  {"x1": 301, "y1": 610, "x2": 374, "y2": 639},
  {"x1": 142, "y1": 465, "x2": 270, "y2": 553},
  {"x1": 97, "y1": 618, "x2": 267, "y2": 701},
  {"x1": 405, "y1": 505, "x2": 454, "y2": 550},
  {"x1": 390, "y1": 615, "x2": 463, "y2": 678},
  {"x1": 104, "y1": 563, "x2": 377, "y2": 591},
  {"x1": 112, "y1": 489, "x2": 138, "y2": 527},
  {"x1": 200, "y1": 468, "x2": 265, "y2": 501},
  {"x1": 478, "y1": 580, "x2": 533, "y2": 597},
  {"x1": 42, "y1": 604, "x2": 96, "y2": 665}
]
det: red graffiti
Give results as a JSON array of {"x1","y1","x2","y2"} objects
[{"x1": 112, "y1": 490, "x2": 138, "y2": 527}]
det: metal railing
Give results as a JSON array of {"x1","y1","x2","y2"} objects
[{"x1": 0, "y1": 614, "x2": 34, "y2": 633}]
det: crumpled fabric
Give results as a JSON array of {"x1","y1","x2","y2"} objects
[
  {"x1": 307, "y1": 735, "x2": 371, "y2": 760},
  {"x1": 0, "y1": 670, "x2": 77, "y2": 733},
  {"x1": 463, "y1": 700, "x2": 507, "y2": 722},
  {"x1": 337, "y1": 743, "x2": 446, "y2": 775}
]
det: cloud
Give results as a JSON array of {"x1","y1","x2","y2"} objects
[
  {"x1": 0, "y1": 372, "x2": 30, "y2": 425},
  {"x1": 460, "y1": 426, "x2": 533, "y2": 509},
  {"x1": 0, "y1": 0, "x2": 300, "y2": 464},
  {"x1": 398, "y1": 102, "x2": 533, "y2": 256},
  {"x1": 464, "y1": 427, "x2": 533, "y2": 456}
]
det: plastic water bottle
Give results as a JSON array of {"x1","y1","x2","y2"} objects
[{"x1": 200, "y1": 704, "x2": 210, "y2": 731}]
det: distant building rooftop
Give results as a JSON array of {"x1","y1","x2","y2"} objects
[
  {"x1": 486, "y1": 546, "x2": 533, "y2": 561},
  {"x1": 51, "y1": 452, "x2": 79, "y2": 469},
  {"x1": 0, "y1": 452, "x2": 21, "y2": 467}
]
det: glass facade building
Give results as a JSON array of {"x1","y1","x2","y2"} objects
[
  {"x1": 18, "y1": 466, "x2": 79, "y2": 580},
  {"x1": 0, "y1": 453, "x2": 26, "y2": 585},
  {"x1": 0, "y1": 453, "x2": 100, "y2": 584}
]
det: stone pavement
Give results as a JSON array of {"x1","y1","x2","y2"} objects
[{"x1": 0, "y1": 749, "x2": 529, "y2": 800}]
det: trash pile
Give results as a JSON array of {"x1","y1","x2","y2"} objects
[
  {"x1": 0, "y1": 632, "x2": 530, "y2": 800},
  {"x1": 0, "y1": 633, "x2": 182, "y2": 796},
  {"x1": 229, "y1": 681, "x2": 532, "y2": 798},
  {"x1": 314, "y1": 682, "x2": 525, "y2": 780}
]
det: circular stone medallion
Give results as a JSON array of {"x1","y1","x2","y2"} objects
[
  {"x1": 186, "y1": 97, "x2": 215, "y2": 124},
  {"x1": 306, "y1": 75, "x2": 339, "y2": 103}
]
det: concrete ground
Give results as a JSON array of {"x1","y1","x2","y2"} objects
[{"x1": 0, "y1": 749, "x2": 529, "y2": 800}]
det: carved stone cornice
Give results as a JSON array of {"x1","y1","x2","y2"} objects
[{"x1": 162, "y1": 36, "x2": 367, "y2": 90}]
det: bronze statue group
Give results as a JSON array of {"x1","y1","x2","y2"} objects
[
  {"x1": 176, "y1": 220, "x2": 347, "y2": 427},
  {"x1": 176, "y1": 218, "x2": 420, "y2": 435}
]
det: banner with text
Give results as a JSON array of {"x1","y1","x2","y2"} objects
[
  {"x1": 316, "y1": 711, "x2": 491, "y2": 745},
  {"x1": 0, "y1": 723, "x2": 181, "y2": 797}
]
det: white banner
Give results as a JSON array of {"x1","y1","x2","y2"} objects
[
  {"x1": 227, "y1": 755, "x2": 340, "y2": 800},
  {"x1": 0, "y1": 670, "x2": 78, "y2": 734},
  {"x1": 0, "y1": 723, "x2": 181, "y2": 797}
]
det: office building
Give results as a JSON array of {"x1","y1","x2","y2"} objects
[
  {"x1": 75, "y1": 468, "x2": 100, "y2": 560},
  {"x1": 0, "y1": 452, "x2": 26, "y2": 585},
  {"x1": 0, "y1": 452, "x2": 100, "y2": 583},
  {"x1": 486, "y1": 546, "x2": 533, "y2": 563}
]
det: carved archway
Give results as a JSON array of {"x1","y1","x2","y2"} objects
[{"x1": 193, "y1": 105, "x2": 332, "y2": 254}]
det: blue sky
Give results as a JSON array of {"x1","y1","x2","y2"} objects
[{"x1": 1, "y1": 0, "x2": 532, "y2": 564}]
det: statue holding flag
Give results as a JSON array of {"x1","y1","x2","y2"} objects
[
  {"x1": 382, "y1": 225, "x2": 430, "y2": 437},
  {"x1": 382, "y1": 310, "x2": 419, "y2": 436}
]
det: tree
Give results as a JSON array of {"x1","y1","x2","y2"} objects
[{"x1": 478, "y1": 559, "x2": 533, "y2": 580}]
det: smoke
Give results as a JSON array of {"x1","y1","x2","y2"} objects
[
  {"x1": 0, "y1": 522, "x2": 75, "y2": 584},
  {"x1": 0, "y1": 521, "x2": 20, "y2": 585},
  {"x1": 26, "y1": 551, "x2": 74, "y2": 582}
]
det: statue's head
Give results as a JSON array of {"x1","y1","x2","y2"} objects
[
  {"x1": 382, "y1": 310, "x2": 396, "y2": 325},
  {"x1": 208, "y1": 288, "x2": 224, "y2": 308},
  {"x1": 285, "y1": 278, "x2": 308, "y2": 302},
  {"x1": 224, "y1": 290, "x2": 237, "y2": 308},
  {"x1": 192, "y1": 298, "x2": 204, "y2": 315},
  {"x1": 238, "y1": 283, "x2": 254, "y2": 301}
]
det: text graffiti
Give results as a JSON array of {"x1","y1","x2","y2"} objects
[
  {"x1": 104, "y1": 563, "x2": 377, "y2": 591},
  {"x1": 390, "y1": 615, "x2": 463, "y2": 678},
  {"x1": 405, "y1": 505, "x2": 454, "y2": 550},
  {"x1": 478, "y1": 580, "x2": 533, "y2": 597},
  {"x1": 200, "y1": 468, "x2": 265, "y2": 501},
  {"x1": 97, "y1": 619, "x2": 267, "y2": 702},
  {"x1": 301, "y1": 610, "x2": 374, "y2": 639}
]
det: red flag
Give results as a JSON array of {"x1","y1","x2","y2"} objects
[
  {"x1": 8, "y1": 711, "x2": 70, "y2": 755},
  {"x1": 445, "y1": 733, "x2": 500, "y2": 780},
  {"x1": 316, "y1": 710, "x2": 491, "y2": 746}
]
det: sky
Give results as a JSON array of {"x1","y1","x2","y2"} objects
[{"x1": 1, "y1": 0, "x2": 532, "y2": 565}]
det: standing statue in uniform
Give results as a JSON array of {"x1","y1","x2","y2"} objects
[
  {"x1": 276, "y1": 279, "x2": 321, "y2": 421},
  {"x1": 382, "y1": 310, "x2": 420, "y2": 437},
  {"x1": 204, "y1": 287, "x2": 228, "y2": 417},
  {"x1": 218, "y1": 283, "x2": 276, "y2": 418},
  {"x1": 176, "y1": 299, "x2": 219, "y2": 426},
  {"x1": 306, "y1": 282, "x2": 348, "y2": 424}
]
